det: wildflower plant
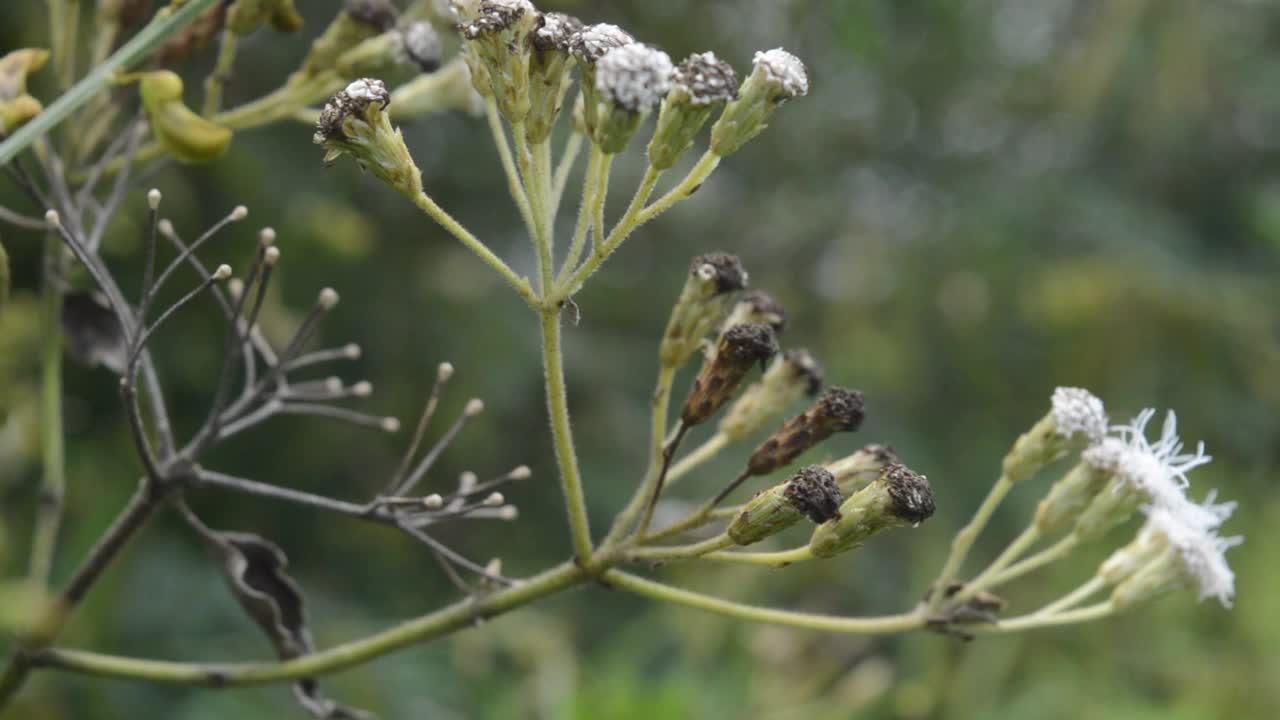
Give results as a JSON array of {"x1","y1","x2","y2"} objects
[{"x1": 0, "y1": 1, "x2": 1245, "y2": 715}]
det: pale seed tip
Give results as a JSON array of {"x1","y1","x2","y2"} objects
[
  {"x1": 498, "y1": 506, "x2": 519, "y2": 520},
  {"x1": 147, "y1": 189, "x2": 162, "y2": 209},
  {"x1": 437, "y1": 362, "x2": 455, "y2": 382},
  {"x1": 422, "y1": 493, "x2": 445, "y2": 510},
  {"x1": 352, "y1": 381, "x2": 373, "y2": 397},
  {"x1": 212, "y1": 264, "x2": 233, "y2": 281},
  {"x1": 343, "y1": 343, "x2": 362, "y2": 359},
  {"x1": 318, "y1": 287, "x2": 340, "y2": 309},
  {"x1": 157, "y1": 218, "x2": 175, "y2": 236},
  {"x1": 483, "y1": 492, "x2": 505, "y2": 507},
  {"x1": 44, "y1": 209, "x2": 60, "y2": 226},
  {"x1": 228, "y1": 278, "x2": 245, "y2": 298},
  {"x1": 381, "y1": 416, "x2": 401, "y2": 432},
  {"x1": 259, "y1": 227, "x2": 277, "y2": 245},
  {"x1": 324, "y1": 376, "x2": 343, "y2": 392},
  {"x1": 263, "y1": 246, "x2": 281, "y2": 266},
  {"x1": 465, "y1": 398, "x2": 485, "y2": 416},
  {"x1": 230, "y1": 205, "x2": 249, "y2": 221},
  {"x1": 509, "y1": 465, "x2": 532, "y2": 481}
]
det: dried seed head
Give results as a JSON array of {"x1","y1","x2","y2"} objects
[
  {"x1": 595, "y1": 43, "x2": 674, "y2": 113},
  {"x1": 315, "y1": 78, "x2": 423, "y2": 198},
  {"x1": 746, "y1": 386, "x2": 867, "y2": 477},
  {"x1": 719, "y1": 323, "x2": 779, "y2": 369},
  {"x1": 533, "y1": 12, "x2": 582, "y2": 52},
  {"x1": 569, "y1": 23, "x2": 634, "y2": 64},
  {"x1": 718, "y1": 348, "x2": 824, "y2": 442},
  {"x1": 752, "y1": 48, "x2": 809, "y2": 100},
  {"x1": 672, "y1": 51, "x2": 738, "y2": 106},
  {"x1": 815, "y1": 386, "x2": 866, "y2": 433},
  {"x1": 691, "y1": 253, "x2": 748, "y2": 295},
  {"x1": 881, "y1": 463, "x2": 936, "y2": 524},
  {"x1": 401, "y1": 22, "x2": 443, "y2": 72},
  {"x1": 784, "y1": 465, "x2": 843, "y2": 524},
  {"x1": 316, "y1": 78, "x2": 390, "y2": 143},
  {"x1": 681, "y1": 324, "x2": 778, "y2": 426},
  {"x1": 345, "y1": 0, "x2": 398, "y2": 31}
]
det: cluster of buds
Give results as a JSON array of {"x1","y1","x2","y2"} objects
[{"x1": 314, "y1": 78, "x2": 422, "y2": 198}]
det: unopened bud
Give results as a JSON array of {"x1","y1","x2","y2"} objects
[
  {"x1": 809, "y1": 463, "x2": 935, "y2": 558},
  {"x1": 525, "y1": 12, "x2": 582, "y2": 144},
  {"x1": 648, "y1": 51, "x2": 737, "y2": 170},
  {"x1": 721, "y1": 290, "x2": 786, "y2": 335},
  {"x1": 0, "y1": 49, "x2": 49, "y2": 133},
  {"x1": 591, "y1": 43, "x2": 674, "y2": 154},
  {"x1": 1034, "y1": 460, "x2": 1112, "y2": 533},
  {"x1": 747, "y1": 386, "x2": 866, "y2": 477},
  {"x1": 710, "y1": 48, "x2": 808, "y2": 157},
  {"x1": 680, "y1": 324, "x2": 778, "y2": 427},
  {"x1": 719, "y1": 349, "x2": 824, "y2": 442},
  {"x1": 728, "y1": 465, "x2": 842, "y2": 546},
  {"x1": 1004, "y1": 387, "x2": 1108, "y2": 483}
]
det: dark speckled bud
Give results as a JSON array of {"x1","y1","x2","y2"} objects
[
  {"x1": 728, "y1": 465, "x2": 842, "y2": 546},
  {"x1": 809, "y1": 463, "x2": 936, "y2": 558},
  {"x1": 648, "y1": 51, "x2": 737, "y2": 169},
  {"x1": 746, "y1": 386, "x2": 865, "y2": 477},
  {"x1": 526, "y1": 12, "x2": 582, "y2": 143},
  {"x1": 681, "y1": 324, "x2": 778, "y2": 427},
  {"x1": 659, "y1": 253, "x2": 749, "y2": 369}
]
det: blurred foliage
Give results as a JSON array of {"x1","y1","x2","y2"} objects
[{"x1": 2, "y1": 0, "x2": 1279, "y2": 718}]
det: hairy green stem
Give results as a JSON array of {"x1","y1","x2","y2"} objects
[
  {"x1": 929, "y1": 474, "x2": 1014, "y2": 612},
  {"x1": 625, "y1": 534, "x2": 734, "y2": 563},
  {"x1": 539, "y1": 311, "x2": 595, "y2": 562},
  {"x1": 202, "y1": 30, "x2": 239, "y2": 117},
  {"x1": 703, "y1": 546, "x2": 814, "y2": 567},
  {"x1": 1035, "y1": 575, "x2": 1107, "y2": 617},
  {"x1": 410, "y1": 191, "x2": 536, "y2": 306},
  {"x1": 975, "y1": 601, "x2": 1117, "y2": 634},
  {"x1": 550, "y1": 132, "x2": 584, "y2": 216},
  {"x1": 556, "y1": 145, "x2": 600, "y2": 287},
  {"x1": 952, "y1": 523, "x2": 1042, "y2": 604},
  {"x1": 0, "y1": 0, "x2": 222, "y2": 166},
  {"x1": 982, "y1": 534, "x2": 1079, "y2": 589},
  {"x1": 486, "y1": 100, "x2": 534, "y2": 236}
]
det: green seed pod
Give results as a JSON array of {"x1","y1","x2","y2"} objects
[
  {"x1": 747, "y1": 386, "x2": 865, "y2": 477},
  {"x1": 525, "y1": 12, "x2": 581, "y2": 144},
  {"x1": 719, "y1": 348, "x2": 823, "y2": 442},
  {"x1": 138, "y1": 71, "x2": 232, "y2": 163},
  {"x1": 729, "y1": 465, "x2": 842, "y2": 546},
  {"x1": 648, "y1": 52, "x2": 737, "y2": 170},
  {"x1": 809, "y1": 463, "x2": 935, "y2": 559},
  {"x1": 1034, "y1": 461, "x2": 1113, "y2": 533},
  {"x1": 829, "y1": 443, "x2": 899, "y2": 495},
  {"x1": 680, "y1": 324, "x2": 778, "y2": 427},
  {"x1": 710, "y1": 48, "x2": 807, "y2": 157},
  {"x1": 659, "y1": 253, "x2": 748, "y2": 369}
]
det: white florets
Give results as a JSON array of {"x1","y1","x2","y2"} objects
[
  {"x1": 1141, "y1": 505, "x2": 1242, "y2": 607},
  {"x1": 596, "y1": 43, "x2": 673, "y2": 112},
  {"x1": 345, "y1": 78, "x2": 389, "y2": 104},
  {"x1": 400, "y1": 22, "x2": 442, "y2": 70},
  {"x1": 1050, "y1": 386, "x2": 1108, "y2": 442},
  {"x1": 673, "y1": 51, "x2": 737, "y2": 106},
  {"x1": 570, "y1": 23, "x2": 634, "y2": 63},
  {"x1": 752, "y1": 48, "x2": 809, "y2": 98}
]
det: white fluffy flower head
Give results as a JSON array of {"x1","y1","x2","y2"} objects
[
  {"x1": 1141, "y1": 504, "x2": 1242, "y2": 607},
  {"x1": 595, "y1": 43, "x2": 674, "y2": 112},
  {"x1": 753, "y1": 48, "x2": 809, "y2": 98},
  {"x1": 1050, "y1": 386, "x2": 1108, "y2": 442},
  {"x1": 570, "y1": 23, "x2": 634, "y2": 64}
]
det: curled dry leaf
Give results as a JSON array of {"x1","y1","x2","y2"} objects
[{"x1": 60, "y1": 291, "x2": 127, "y2": 374}]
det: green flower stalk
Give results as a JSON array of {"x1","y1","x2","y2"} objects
[
  {"x1": 746, "y1": 386, "x2": 866, "y2": 478},
  {"x1": 1105, "y1": 503, "x2": 1239, "y2": 610},
  {"x1": 525, "y1": 12, "x2": 581, "y2": 144},
  {"x1": 680, "y1": 324, "x2": 779, "y2": 428},
  {"x1": 659, "y1": 253, "x2": 748, "y2": 369},
  {"x1": 729, "y1": 466, "x2": 842, "y2": 546},
  {"x1": 710, "y1": 48, "x2": 808, "y2": 157},
  {"x1": 648, "y1": 51, "x2": 737, "y2": 170},
  {"x1": 568, "y1": 23, "x2": 634, "y2": 138},
  {"x1": 1003, "y1": 386, "x2": 1108, "y2": 483},
  {"x1": 460, "y1": 0, "x2": 541, "y2": 124},
  {"x1": 314, "y1": 78, "x2": 422, "y2": 198},
  {"x1": 299, "y1": 0, "x2": 396, "y2": 78},
  {"x1": 718, "y1": 348, "x2": 823, "y2": 443},
  {"x1": 337, "y1": 21, "x2": 443, "y2": 78},
  {"x1": 809, "y1": 463, "x2": 936, "y2": 559},
  {"x1": 590, "y1": 42, "x2": 674, "y2": 154},
  {"x1": 828, "y1": 443, "x2": 899, "y2": 495}
]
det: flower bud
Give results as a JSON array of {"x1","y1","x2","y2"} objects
[
  {"x1": 314, "y1": 78, "x2": 423, "y2": 198},
  {"x1": 720, "y1": 290, "x2": 786, "y2": 335},
  {"x1": 461, "y1": 0, "x2": 540, "y2": 123},
  {"x1": 710, "y1": 48, "x2": 808, "y2": 157},
  {"x1": 680, "y1": 324, "x2": 778, "y2": 427},
  {"x1": 1034, "y1": 460, "x2": 1112, "y2": 533},
  {"x1": 591, "y1": 43, "x2": 674, "y2": 154},
  {"x1": 828, "y1": 443, "x2": 899, "y2": 495},
  {"x1": 809, "y1": 463, "x2": 935, "y2": 558},
  {"x1": 746, "y1": 386, "x2": 865, "y2": 477},
  {"x1": 525, "y1": 12, "x2": 582, "y2": 144},
  {"x1": 659, "y1": 253, "x2": 748, "y2": 369},
  {"x1": 569, "y1": 23, "x2": 634, "y2": 138},
  {"x1": 728, "y1": 465, "x2": 842, "y2": 546},
  {"x1": 300, "y1": 0, "x2": 396, "y2": 77},
  {"x1": 1003, "y1": 387, "x2": 1108, "y2": 483},
  {"x1": 227, "y1": 0, "x2": 304, "y2": 35},
  {"x1": 337, "y1": 21, "x2": 444, "y2": 78},
  {"x1": 0, "y1": 48, "x2": 48, "y2": 133},
  {"x1": 389, "y1": 57, "x2": 485, "y2": 119},
  {"x1": 719, "y1": 349, "x2": 823, "y2": 442},
  {"x1": 648, "y1": 51, "x2": 737, "y2": 170},
  {"x1": 138, "y1": 71, "x2": 232, "y2": 163}
]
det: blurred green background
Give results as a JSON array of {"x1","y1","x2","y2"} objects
[{"x1": 2, "y1": 0, "x2": 1279, "y2": 718}]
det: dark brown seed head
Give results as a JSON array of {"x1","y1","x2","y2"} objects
[
  {"x1": 690, "y1": 253, "x2": 747, "y2": 295},
  {"x1": 719, "y1": 323, "x2": 779, "y2": 370},
  {"x1": 681, "y1": 324, "x2": 777, "y2": 426},
  {"x1": 673, "y1": 51, "x2": 739, "y2": 106},
  {"x1": 745, "y1": 386, "x2": 866, "y2": 476},
  {"x1": 784, "y1": 466, "x2": 843, "y2": 524},
  {"x1": 880, "y1": 463, "x2": 935, "y2": 524},
  {"x1": 814, "y1": 386, "x2": 865, "y2": 433},
  {"x1": 783, "y1": 349, "x2": 824, "y2": 396}
]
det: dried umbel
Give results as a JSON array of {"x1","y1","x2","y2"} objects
[
  {"x1": 525, "y1": 12, "x2": 582, "y2": 144},
  {"x1": 729, "y1": 466, "x2": 842, "y2": 546},
  {"x1": 680, "y1": 324, "x2": 779, "y2": 427},
  {"x1": 711, "y1": 48, "x2": 809, "y2": 157},
  {"x1": 659, "y1": 253, "x2": 749, "y2": 369},
  {"x1": 809, "y1": 463, "x2": 936, "y2": 558},
  {"x1": 649, "y1": 52, "x2": 738, "y2": 170},
  {"x1": 314, "y1": 78, "x2": 422, "y2": 198},
  {"x1": 592, "y1": 43, "x2": 674, "y2": 153},
  {"x1": 746, "y1": 386, "x2": 866, "y2": 477},
  {"x1": 460, "y1": 0, "x2": 540, "y2": 123},
  {"x1": 718, "y1": 349, "x2": 823, "y2": 442}
]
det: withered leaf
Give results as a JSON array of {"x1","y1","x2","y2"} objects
[
  {"x1": 60, "y1": 290, "x2": 127, "y2": 374},
  {"x1": 195, "y1": 524, "x2": 374, "y2": 719}
]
